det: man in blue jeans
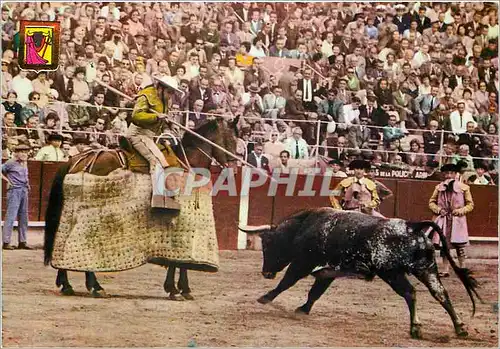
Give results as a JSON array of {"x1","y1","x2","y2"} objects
[{"x1": 2, "y1": 144, "x2": 32, "y2": 250}]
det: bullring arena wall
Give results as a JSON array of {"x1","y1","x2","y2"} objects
[{"x1": 1, "y1": 161, "x2": 498, "y2": 250}]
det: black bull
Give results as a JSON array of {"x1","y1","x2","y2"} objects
[{"x1": 240, "y1": 208, "x2": 482, "y2": 339}]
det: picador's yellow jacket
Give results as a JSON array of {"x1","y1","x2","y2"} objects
[
  {"x1": 329, "y1": 177, "x2": 381, "y2": 210},
  {"x1": 131, "y1": 86, "x2": 166, "y2": 134}
]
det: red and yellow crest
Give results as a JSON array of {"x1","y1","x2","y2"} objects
[{"x1": 18, "y1": 20, "x2": 60, "y2": 71}]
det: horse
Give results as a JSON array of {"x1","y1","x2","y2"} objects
[{"x1": 44, "y1": 118, "x2": 237, "y2": 300}]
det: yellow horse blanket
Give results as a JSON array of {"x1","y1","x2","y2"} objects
[{"x1": 51, "y1": 169, "x2": 219, "y2": 272}]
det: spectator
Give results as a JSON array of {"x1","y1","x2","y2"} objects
[
  {"x1": 19, "y1": 92, "x2": 41, "y2": 126},
  {"x1": 284, "y1": 127, "x2": 309, "y2": 160},
  {"x1": 188, "y1": 100, "x2": 207, "y2": 128},
  {"x1": 247, "y1": 142, "x2": 270, "y2": 172},
  {"x1": 2, "y1": 144, "x2": 32, "y2": 250},
  {"x1": 11, "y1": 70, "x2": 33, "y2": 106},
  {"x1": 263, "y1": 131, "x2": 285, "y2": 163},
  {"x1": 467, "y1": 163, "x2": 493, "y2": 185},
  {"x1": 407, "y1": 139, "x2": 427, "y2": 169},
  {"x1": 452, "y1": 144, "x2": 475, "y2": 173},
  {"x1": 34, "y1": 134, "x2": 66, "y2": 162},
  {"x1": 0, "y1": 1, "x2": 496, "y2": 179},
  {"x1": 327, "y1": 159, "x2": 347, "y2": 178},
  {"x1": 423, "y1": 120, "x2": 442, "y2": 160},
  {"x1": 263, "y1": 85, "x2": 286, "y2": 121},
  {"x1": 277, "y1": 150, "x2": 291, "y2": 174},
  {"x1": 2, "y1": 91, "x2": 22, "y2": 126},
  {"x1": 449, "y1": 100, "x2": 476, "y2": 135},
  {"x1": 383, "y1": 114, "x2": 405, "y2": 145}
]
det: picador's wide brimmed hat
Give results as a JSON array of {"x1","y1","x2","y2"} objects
[
  {"x1": 349, "y1": 159, "x2": 371, "y2": 170},
  {"x1": 153, "y1": 75, "x2": 179, "y2": 90},
  {"x1": 440, "y1": 163, "x2": 459, "y2": 173}
]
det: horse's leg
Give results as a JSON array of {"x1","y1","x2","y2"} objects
[
  {"x1": 85, "y1": 272, "x2": 107, "y2": 298},
  {"x1": 178, "y1": 268, "x2": 194, "y2": 300},
  {"x1": 55, "y1": 269, "x2": 75, "y2": 296},
  {"x1": 164, "y1": 265, "x2": 184, "y2": 301}
]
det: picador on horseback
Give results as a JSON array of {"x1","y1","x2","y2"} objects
[
  {"x1": 127, "y1": 75, "x2": 182, "y2": 213},
  {"x1": 43, "y1": 76, "x2": 239, "y2": 299}
]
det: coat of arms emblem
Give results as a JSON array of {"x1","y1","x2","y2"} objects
[{"x1": 18, "y1": 20, "x2": 60, "y2": 71}]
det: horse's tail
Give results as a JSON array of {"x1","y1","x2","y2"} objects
[
  {"x1": 411, "y1": 220, "x2": 483, "y2": 316},
  {"x1": 44, "y1": 163, "x2": 70, "y2": 266}
]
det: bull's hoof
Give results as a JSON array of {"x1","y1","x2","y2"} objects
[
  {"x1": 181, "y1": 293, "x2": 194, "y2": 301},
  {"x1": 60, "y1": 287, "x2": 75, "y2": 296},
  {"x1": 257, "y1": 295, "x2": 273, "y2": 304},
  {"x1": 91, "y1": 289, "x2": 109, "y2": 298},
  {"x1": 456, "y1": 328, "x2": 469, "y2": 338},
  {"x1": 295, "y1": 306, "x2": 310, "y2": 315},
  {"x1": 410, "y1": 325, "x2": 423, "y2": 339},
  {"x1": 169, "y1": 293, "x2": 185, "y2": 301}
]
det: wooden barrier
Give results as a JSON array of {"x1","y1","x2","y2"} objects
[{"x1": 1, "y1": 162, "x2": 498, "y2": 250}]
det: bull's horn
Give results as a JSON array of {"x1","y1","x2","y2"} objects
[{"x1": 238, "y1": 225, "x2": 271, "y2": 234}]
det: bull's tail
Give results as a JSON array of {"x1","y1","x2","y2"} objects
[
  {"x1": 44, "y1": 163, "x2": 70, "y2": 266},
  {"x1": 412, "y1": 221, "x2": 482, "y2": 316}
]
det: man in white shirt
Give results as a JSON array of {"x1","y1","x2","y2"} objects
[
  {"x1": 11, "y1": 70, "x2": 33, "y2": 106},
  {"x1": 284, "y1": 127, "x2": 309, "y2": 160},
  {"x1": 449, "y1": 101, "x2": 476, "y2": 135},
  {"x1": 277, "y1": 150, "x2": 291, "y2": 174},
  {"x1": 34, "y1": 134, "x2": 66, "y2": 162},
  {"x1": 338, "y1": 97, "x2": 361, "y2": 132}
]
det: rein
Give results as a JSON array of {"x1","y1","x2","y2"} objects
[{"x1": 196, "y1": 146, "x2": 223, "y2": 169}]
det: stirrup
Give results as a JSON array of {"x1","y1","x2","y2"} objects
[{"x1": 151, "y1": 195, "x2": 181, "y2": 211}]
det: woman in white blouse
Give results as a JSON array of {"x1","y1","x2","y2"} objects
[
  {"x1": 475, "y1": 80, "x2": 490, "y2": 114},
  {"x1": 418, "y1": 75, "x2": 432, "y2": 96},
  {"x1": 487, "y1": 15, "x2": 499, "y2": 40},
  {"x1": 411, "y1": 44, "x2": 431, "y2": 69},
  {"x1": 249, "y1": 36, "x2": 267, "y2": 58},
  {"x1": 31, "y1": 71, "x2": 52, "y2": 107}
]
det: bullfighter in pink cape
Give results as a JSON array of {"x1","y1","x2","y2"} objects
[{"x1": 429, "y1": 163, "x2": 474, "y2": 277}]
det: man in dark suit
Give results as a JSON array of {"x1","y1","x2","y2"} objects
[
  {"x1": 249, "y1": 9, "x2": 263, "y2": 35},
  {"x1": 268, "y1": 38, "x2": 291, "y2": 58},
  {"x1": 415, "y1": 6, "x2": 431, "y2": 33},
  {"x1": 423, "y1": 120, "x2": 442, "y2": 160},
  {"x1": 268, "y1": 11, "x2": 280, "y2": 45},
  {"x1": 393, "y1": 4, "x2": 411, "y2": 34},
  {"x1": 317, "y1": 89, "x2": 344, "y2": 122},
  {"x1": 347, "y1": 115, "x2": 378, "y2": 150},
  {"x1": 189, "y1": 77, "x2": 214, "y2": 111},
  {"x1": 51, "y1": 65, "x2": 75, "y2": 103},
  {"x1": 465, "y1": 11, "x2": 483, "y2": 36},
  {"x1": 359, "y1": 95, "x2": 377, "y2": 121},
  {"x1": 296, "y1": 68, "x2": 318, "y2": 112},
  {"x1": 478, "y1": 59, "x2": 496, "y2": 83},
  {"x1": 233, "y1": 2, "x2": 252, "y2": 22},
  {"x1": 219, "y1": 22, "x2": 240, "y2": 53},
  {"x1": 329, "y1": 135, "x2": 349, "y2": 163},
  {"x1": 88, "y1": 87, "x2": 113, "y2": 125},
  {"x1": 437, "y1": 12, "x2": 448, "y2": 33},
  {"x1": 247, "y1": 142, "x2": 271, "y2": 173}
]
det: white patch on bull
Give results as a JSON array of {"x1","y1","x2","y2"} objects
[{"x1": 312, "y1": 265, "x2": 330, "y2": 273}]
